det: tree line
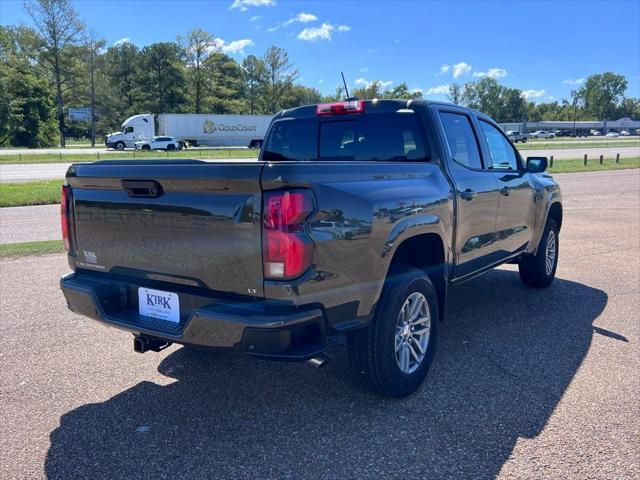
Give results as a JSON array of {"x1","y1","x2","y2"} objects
[
  {"x1": 447, "y1": 73, "x2": 638, "y2": 124},
  {"x1": 1, "y1": 0, "x2": 638, "y2": 148}
]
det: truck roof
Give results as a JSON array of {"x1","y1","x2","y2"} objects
[{"x1": 273, "y1": 99, "x2": 487, "y2": 121}]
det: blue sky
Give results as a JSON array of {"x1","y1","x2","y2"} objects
[{"x1": 2, "y1": 0, "x2": 639, "y2": 102}]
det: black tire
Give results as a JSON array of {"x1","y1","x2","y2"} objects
[
  {"x1": 142, "y1": 144, "x2": 150, "y2": 151},
  {"x1": 115, "y1": 141, "x2": 125, "y2": 151},
  {"x1": 348, "y1": 267, "x2": 438, "y2": 398},
  {"x1": 167, "y1": 143, "x2": 176, "y2": 151},
  {"x1": 522, "y1": 137, "x2": 527, "y2": 143},
  {"x1": 519, "y1": 218, "x2": 559, "y2": 288}
]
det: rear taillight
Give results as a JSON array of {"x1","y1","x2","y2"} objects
[
  {"x1": 262, "y1": 190, "x2": 314, "y2": 280},
  {"x1": 61, "y1": 185, "x2": 71, "y2": 251},
  {"x1": 316, "y1": 100, "x2": 364, "y2": 116}
]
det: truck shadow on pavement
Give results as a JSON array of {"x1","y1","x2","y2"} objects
[{"x1": 45, "y1": 269, "x2": 608, "y2": 479}]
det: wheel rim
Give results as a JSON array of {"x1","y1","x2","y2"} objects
[
  {"x1": 545, "y1": 230, "x2": 556, "y2": 275},
  {"x1": 395, "y1": 292, "x2": 431, "y2": 374}
]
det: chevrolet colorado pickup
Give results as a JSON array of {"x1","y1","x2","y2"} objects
[{"x1": 60, "y1": 99, "x2": 562, "y2": 397}]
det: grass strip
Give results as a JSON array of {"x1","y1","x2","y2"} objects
[
  {"x1": 0, "y1": 179, "x2": 62, "y2": 207},
  {"x1": 547, "y1": 157, "x2": 639, "y2": 173},
  {"x1": 0, "y1": 240, "x2": 64, "y2": 258},
  {"x1": 0, "y1": 149, "x2": 259, "y2": 164}
]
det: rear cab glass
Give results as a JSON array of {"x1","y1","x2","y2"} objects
[{"x1": 262, "y1": 111, "x2": 430, "y2": 162}]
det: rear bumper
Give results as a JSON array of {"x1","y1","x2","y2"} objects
[{"x1": 60, "y1": 272, "x2": 327, "y2": 361}]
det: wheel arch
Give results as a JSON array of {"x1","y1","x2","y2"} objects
[{"x1": 384, "y1": 232, "x2": 447, "y2": 322}]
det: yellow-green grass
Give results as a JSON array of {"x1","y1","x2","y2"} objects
[
  {"x1": 0, "y1": 179, "x2": 62, "y2": 207},
  {"x1": 547, "y1": 157, "x2": 639, "y2": 173},
  {"x1": 0, "y1": 148, "x2": 259, "y2": 164},
  {"x1": 0, "y1": 240, "x2": 64, "y2": 258}
]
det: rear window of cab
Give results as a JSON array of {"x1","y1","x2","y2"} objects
[{"x1": 262, "y1": 111, "x2": 430, "y2": 162}]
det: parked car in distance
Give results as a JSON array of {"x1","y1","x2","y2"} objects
[
  {"x1": 619, "y1": 130, "x2": 630, "y2": 136},
  {"x1": 530, "y1": 130, "x2": 555, "y2": 139},
  {"x1": 605, "y1": 132, "x2": 619, "y2": 137},
  {"x1": 590, "y1": 130, "x2": 602, "y2": 136},
  {"x1": 507, "y1": 131, "x2": 529, "y2": 143},
  {"x1": 60, "y1": 99, "x2": 562, "y2": 398},
  {"x1": 134, "y1": 136, "x2": 183, "y2": 151}
]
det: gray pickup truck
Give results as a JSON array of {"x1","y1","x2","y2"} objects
[{"x1": 60, "y1": 99, "x2": 562, "y2": 397}]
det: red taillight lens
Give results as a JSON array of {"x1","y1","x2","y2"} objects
[
  {"x1": 263, "y1": 190, "x2": 314, "y2": 279},
  {"x1": 61, "y1": 185, "x2": 70, "y2": 251},
  {"x1": 316, "y1": 100, "x2": 364, "y2": 116}
]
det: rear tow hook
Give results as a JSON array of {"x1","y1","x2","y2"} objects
[{"x1": 133, "y1": 335, "x2": 172, "y2": 353}]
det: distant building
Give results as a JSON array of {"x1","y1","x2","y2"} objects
[{"x1": 500, "y1": 117, "x2": 640, "y2": 134}]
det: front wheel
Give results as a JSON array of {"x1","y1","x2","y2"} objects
[
  {"x1": 519, "y1": 218, "x2": 559, "y2": 288},
  {"x1": 348, "y1": 267, "x2": 438, "y2": 398},
  {"x1": 115, "y1": 141, "x2": 125, "y2": 151},
  {"x1": 522, "y1": 137, "x2": 527, "y2": 143}
]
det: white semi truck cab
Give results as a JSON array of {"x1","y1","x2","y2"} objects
[
  {"x1": 105, "y1": 114, "x2": 155, "y2": 150},
  {"x1": 105, "y1": 113, "x2": 272, "y2": 150}
]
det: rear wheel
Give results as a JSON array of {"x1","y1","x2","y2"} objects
[
  {"x1": 519, "y1": 218, "x2": 559, "y2": 288},
  {"x1": 522, "y1": 137, "x2": 527, "y2": 143},
  {"x1": 167, "y1": 143, "x2": 176, "y2": 151},
  {"x1": 141, "y1": 144, "x2": 150, "y2": 151},
  {"x1": 348, "y1": 267, "x2": 438, "y2": 398}
]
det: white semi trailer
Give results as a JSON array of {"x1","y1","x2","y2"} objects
[{"x1": 105, "y1": 113, "x2": 272, "y2": 150}]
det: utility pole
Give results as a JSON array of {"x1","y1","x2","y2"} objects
[{"x1": 89, "y1": 40, "x2": 96, "y2": 147}]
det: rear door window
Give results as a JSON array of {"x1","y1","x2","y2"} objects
[
  {"x1": 262, "y1": 111, "x2": 429, "y2": 162},
  {"x1": 439, "y1": 112, "x2": 483, "y2": 169}
]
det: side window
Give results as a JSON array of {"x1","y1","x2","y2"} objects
[
  {"x1": 479, "y1": 121, "x2": 519, "y2": 170},
  {"x1": 124, "y1": 126, "x2": 134, "y2": 133},
  {"x1": 439, "y1": 112, "x2": 482, "y2": 169}
]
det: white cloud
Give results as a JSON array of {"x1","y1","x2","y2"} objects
[
  {"x1": 473, "y1": 67, "x2": 507, "y2": 79},
  {"x1": 521, "y1": 89, "x2": 546, "y2": 100},
  {"x1": 298, "y1": 23, "x2": 334, "y2": 41},
  {"x1": 360, "y1": 67, "x2": 368, "y2": 73},
  {"x1": 230, "y1": 0, "x2": 275, "y2": 11},
  {"x1": 438, "y1": 64, "x2": 450, "y2": 75},
  {"x1": 338, "y1": 25, "x2": 351, "y2": 32},
  {"x1": 563, "y1": 77, "x2": 585, "y2": 85},
  {"x1": 425, "y1": 84, "x2": 450, "y2": 95},
  {"x1": 318, "y1": 79, "x2": 324, "y2": 84},
  {"x1": 268, "y1": 12, "x2": 318, "y2": 31},
  {"x1": 412, "y1": 88, "x2": 423, "y2": 94},
  {"x1": 354, "y1": 78, "x2": 393, "y2": 88},
  {"x1": 214, "y1": 38, "x2": 255, "y2": 55},
  {"x1": 113, "y1": 37, "x2": 130, "y2": 46},
  {"x1": 249, "y1": 15, "x2": 261, "y2": 22},
  {"x1": 452, "y1": 62, "x2": 472, "y2": 78}
]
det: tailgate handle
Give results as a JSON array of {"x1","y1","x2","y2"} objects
[{"x1": 122, "y1": 179, "x2": 163, "y2": 198}]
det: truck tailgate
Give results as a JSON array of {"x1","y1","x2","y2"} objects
[{"x1": 67, "y1": 160, "x2": 265, "y2": 297}]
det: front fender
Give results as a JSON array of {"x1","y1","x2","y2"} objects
[{"x1": 527, "y1": 174, "x2": 562, "y2": 254}]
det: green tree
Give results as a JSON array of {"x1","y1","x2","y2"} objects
[
  {"x1": 137, "y1": 42, "x2": 187, "y2": 113},
  {"x1": 24, "y1": 0, "x2": 86, "y2": 146},
  {"x1": 352, "y1": 80, "x2": 384, "y2": 100},
  {"x1": 384, "y1": 82, "x2": 422, "y2": 100},
  {"x1": 578, "y1": 72, "x2": 628, "y2": 120},
  {"x1": 206, "y1": 51, "x2": 244, "y2": 113},
  {"x1": 0, "y1": 25, "x2": 57, "y2": 147},
  {"x1": 447, "y1": 83, "x2": 463, "y2": 104},
  {"x1": 180, "y1": 28, "x2": 216, "y2": 113},
  {"x1": 262, "y1": 46, "x2": 297, "y2": 113},
  {"x1": 241, "y1": 54, "x2": 266, "y2": 114}
]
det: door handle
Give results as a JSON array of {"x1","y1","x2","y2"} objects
[
  {"x1": 500, "y1": 187, "x2": 511, "y2": 196},
  {"x1": 460, "y1": 189, "x2": 476, "y2": 201}
]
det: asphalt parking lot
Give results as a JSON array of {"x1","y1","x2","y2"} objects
[{"x1": 0, "y1": 170, "x2": 638, "y2": 479}]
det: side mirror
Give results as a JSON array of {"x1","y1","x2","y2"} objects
[{"x1": 526, "y1": 156, "x2": 548, "y2": 173}]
